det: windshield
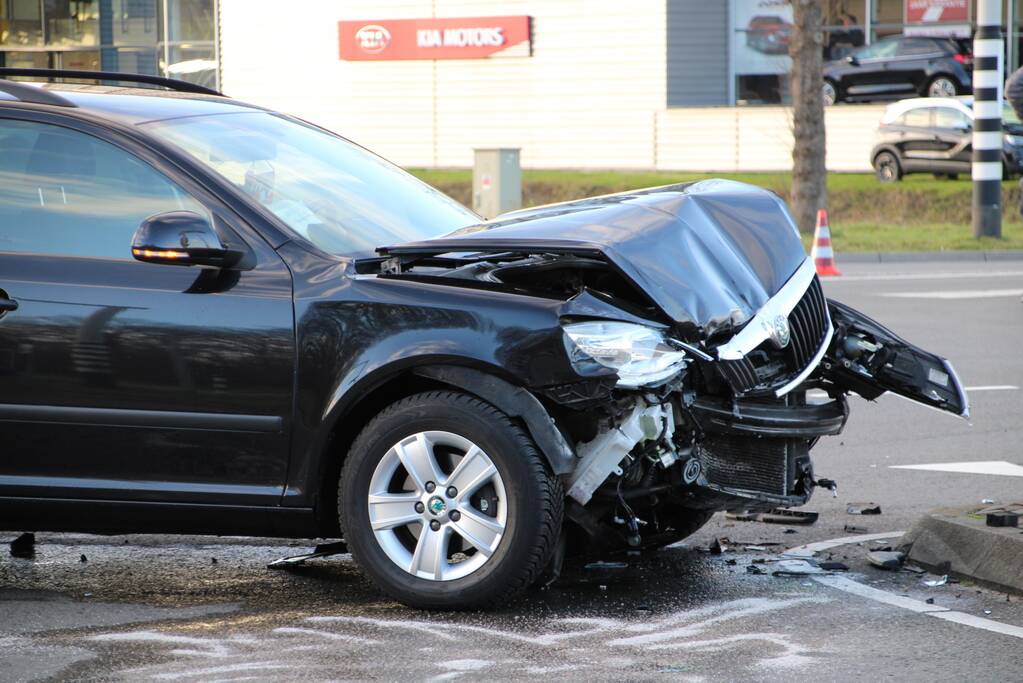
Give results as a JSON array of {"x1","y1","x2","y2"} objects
[{"x1": 144, "y1": 112, "x2": 480, "y2": 255}]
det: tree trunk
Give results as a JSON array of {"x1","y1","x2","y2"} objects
[{"x1": 789, "y1": 0, "x2": 827, "y2": 233}]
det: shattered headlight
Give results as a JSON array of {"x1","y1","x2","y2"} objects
[{"x1": 563, "y1": 321, "x2": 688, "y2": 388}]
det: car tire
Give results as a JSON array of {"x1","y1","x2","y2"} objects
[
  {"x1": 822, "y1": 79, "x2": 838, "y2": 106},
  {"x1": 874, "y1": 151, "x2": 902, "y2": 183},
  {"x1": 926, "y1": 75, "x2": 960, "y2": 98},
  {"x1": 339, "y1": 390, "x2": 563, "y2": 610}
]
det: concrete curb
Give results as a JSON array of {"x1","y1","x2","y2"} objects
[
  {"x1": 897, "y1": 507, "x2": 1023, "y2": 595},
  {"x1": 839, "y1": 251, "x2": 1023, "y2": 263}
]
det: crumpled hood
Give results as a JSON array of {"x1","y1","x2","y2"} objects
[{"x1": 381, "y1": 180, "x2": 808, "y2": 336}]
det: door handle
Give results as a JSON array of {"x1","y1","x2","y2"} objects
[{"x1": 0, "y1": 290, "x2": 18, "y2": 314}]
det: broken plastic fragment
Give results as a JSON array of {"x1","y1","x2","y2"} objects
[
  {"x1": 924, "y1": 575, "x2": 949, "y2": 587},
  {"x1": 746, "y1": 564, "x2": 767, "y2": 575},
  {"x1": 847, "y1": 503, "x2": 882, "y2": 515},
  {"x1": 9, "y1": 532, "x2": 35, "y2": 558},
  {"x1": 773, "y1": 559, "x2": 828, "y2": 576},
  {"x1": 818, "y1": 561, "x2": 849, "y2": 571},
  {"x1": 866, "y1": 550, "x2": 904, "y2": 570},
  {"x1": 585, "y1": 561, "x2": 628, "y2": 570}
]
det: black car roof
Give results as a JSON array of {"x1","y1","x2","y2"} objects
[{"x1": 0, "y1": 82, "x2": 267, "y2": 125}]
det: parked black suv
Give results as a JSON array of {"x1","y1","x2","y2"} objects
[
  {"x1": 0, "y1": 70, "x2": 967, "y2": 609},
  {"x1": 823, "y1": 35, "x2": 972, "y2": 105},
  {"x1": 871, "y1": 97, "x2": 1023, "y2": 181}
]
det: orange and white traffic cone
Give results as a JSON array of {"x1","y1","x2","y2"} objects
[{"x1": 810, "y1": 209, "x2": 841, "y2": 277}]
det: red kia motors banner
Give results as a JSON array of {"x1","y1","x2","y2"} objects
[
  {"x1": 339, "y1": 16, "x2": 531, "y2": 61},
  {"x1": 904, "y1": 0, "x2": 969, "y2": 24}
]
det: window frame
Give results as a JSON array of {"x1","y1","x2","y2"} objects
[{"x1": 0, "y1": 105, "x2": 278, "y2": 264}]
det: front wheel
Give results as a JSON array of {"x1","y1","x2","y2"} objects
[
  {"x1": 339, "y1": 391, "x2": 563, "y2": 609},
  {"x1": 874, "y1": 151, "x2": 902, "y2": 182}
]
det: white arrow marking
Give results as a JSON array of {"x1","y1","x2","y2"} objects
[{"x1": 889, "y1": 461, "x2": 1023, "y2": 477}]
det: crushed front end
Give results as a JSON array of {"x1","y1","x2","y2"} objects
[{"x1": 370, "y1": 180, "x2": 967, "y2": 552}]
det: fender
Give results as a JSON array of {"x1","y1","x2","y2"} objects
[{"x1": 412, "y1": 365, "x2": 577, "y2": 475}]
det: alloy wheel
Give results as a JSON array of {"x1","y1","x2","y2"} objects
[
  {"x1": 367, "y1": 430, "x2": 507, "y2": 581},
  {"x1": 822, "y1": 81, "x2": 837, "y2": 106},
  {"x1": 928, "y1": 77, "x2": 957, "y2": 98}
]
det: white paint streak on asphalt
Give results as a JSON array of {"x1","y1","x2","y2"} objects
[
  {"x1": 882, "y1": 289, "x2": 1023, "y2": 299},
  {"x1": 889, "y1": 460, "x2": 1023, "y2": 477}
]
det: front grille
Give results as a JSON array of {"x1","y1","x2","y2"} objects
[
  {"x1": 715, "y1": 275, "x2": 829, "y2": 395},
  {"x1": 785, "y1": 276, "x2": 828, "y2": 371},
  {"x1": 696, "y1": 435, "x2": 808, "y2": 497}
]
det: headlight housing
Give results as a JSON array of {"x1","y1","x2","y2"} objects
[{"x1": 563, "y1": 321, "x2": 688, "y2": 388}]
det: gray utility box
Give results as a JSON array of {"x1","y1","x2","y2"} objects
[{"x1": 472, "y1": 148, "x2": 522, "y2": 219}]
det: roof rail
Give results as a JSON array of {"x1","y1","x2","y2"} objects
[
  {"x1": 0, "y1": 79, "x2": 77, "y2": 107},
  {"x1": 0, "y1": 68, "x2": 223, "y2": 97}
]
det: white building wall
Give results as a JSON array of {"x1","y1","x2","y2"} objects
[
  {"x1": 220, "y1": 0, "x2": 666, "y2": 169},
  {"x1": 219, "y1": 1, "x2": 879, "y2": 172}
]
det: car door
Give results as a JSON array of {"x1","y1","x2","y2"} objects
[
  {"x1": 892, "y1": 106, "x2": 936, "y2": 172},
  {"x1": 888, "y1": 38, "x2": 944, "y2": 95},
  {"x1": 931, "y1": 106, "x2": 973, "y2": 172},
  {"x1": 0, "y1": 115, "x2": 295, "y2": 506},
  {"x1": 842, "y1": 38, "x2": 900, "y2": 96}
]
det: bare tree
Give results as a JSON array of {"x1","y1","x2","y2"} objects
[{"x1": 789, "y1": 0, "x2": 826, "y2": 233}]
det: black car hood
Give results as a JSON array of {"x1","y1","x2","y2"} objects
[{"x1": 379, "y1": 180, "x2": 808, "y2": 336}]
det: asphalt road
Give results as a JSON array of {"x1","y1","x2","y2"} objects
[{"x1": 3, "y1": 260, "x2": 1023, "y2": 682}]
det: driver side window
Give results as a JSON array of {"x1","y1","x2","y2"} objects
[{"x1": 0, "y1": 119, "x2": 209, "y2": 260}]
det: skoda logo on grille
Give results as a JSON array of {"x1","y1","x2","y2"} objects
[{"x1": 766, "y1": 314, "x2": 791, "y2": 349}]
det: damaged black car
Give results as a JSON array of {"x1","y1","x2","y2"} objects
[{"x1": 0, "y1": 71, "x2": 967, "y2": 610}]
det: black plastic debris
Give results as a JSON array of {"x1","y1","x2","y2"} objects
[
  {"x1": 746, "y1": 564, "x2": 768, "y2": 575},
  {"x1": 926, "y1": 598, "x2": 935, "y2": 604},
  {"x1": 843, "y1": 524, "x2": 868, "y2": 534},
  {"x1": 866, "y1": 550, "x2": 904, "y2": 570},
  {"x1": 725, "y1": 508, "x2": 818, "y2": 525},
  {"x1": 818, "y1": 561, "x2": 849, "y2": 571},
  {"x1": 79, "y1": 554, "x2": 87, "y2": 563},
  {"x1": 986, "y1": 511, "x2": 1020, "y2": 527},
  {"x1": 9, "y1": 532, "x2": 35, "y2": 558},
  {"x1": 847, "y1": 503, "x2": 882, "y2": 515},
  {"x1": 709, "y1": 537, "x2": 728, "y2": 554}
]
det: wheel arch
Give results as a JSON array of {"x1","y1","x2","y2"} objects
[{"x1": 311, "y1": 362, "x2": 576, "y2": 535}]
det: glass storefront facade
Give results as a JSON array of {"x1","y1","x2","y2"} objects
[
  {"x1": 733, "y1": 0, "x2": 1023, "y2": 105},
  {"x1": 0, "y1": 0, "x2": 218, "y2": 88}
]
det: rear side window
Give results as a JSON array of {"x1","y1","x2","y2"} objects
[
  {"x1": 898, "y1": 108, "x2": 932, "y2": 127},
  {"x1": 897, "y1": 38, "x2": 941, "y2": 56},
  {"x1": 0, "y1": 119, "x2": 209, "y2": 260},
  {"x1": 934, "y1": 108, "x2": 970, "y2": 129}
]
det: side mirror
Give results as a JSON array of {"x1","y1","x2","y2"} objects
[
  {"x1": 132, "y1": 211, "x2": 243, "y2": 269},
  {"x1": 846, "y1": 55, "x2": 859, "y2": 66}
]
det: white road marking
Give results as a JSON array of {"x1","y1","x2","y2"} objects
[
  {"x1": 793, "y1": 532, "x2": 1023, "y2": 641},
  {"x1": 889, "y1": 460, "x2": 1023, "y2": 477},
  {"x1": 882, "y1": 289, "x2": 1022, "y2": 299},
  {"x1": 964, "y1": 385, "x2": 1019, "y2": 392},
  {"x1": 814, "y1": 575, "x2": 949, "y2": 613},
  {"x1": 931, "y1": 611, "x2": 1023, "y2": 639},
  {"x1": 783, "y1": 531, "x2": 902, "y2": 558},
  {"x1": 832, "y1": 270, "x2": 1023, "y2": 282}
]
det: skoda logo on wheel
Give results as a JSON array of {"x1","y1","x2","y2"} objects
[{"x1": 428, "y1": 497, "x2": 446, "y2": 515}]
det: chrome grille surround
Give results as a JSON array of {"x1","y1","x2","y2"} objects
[{"x1": 714, "y1": 258, "x2": 834, "y2": 398}]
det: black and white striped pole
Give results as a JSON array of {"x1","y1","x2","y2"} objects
[{"x1": 973, "y1": 0, "x2": 1003, "y2": 238}]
